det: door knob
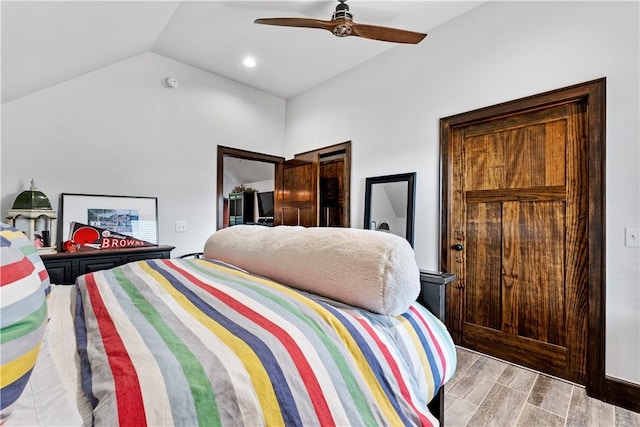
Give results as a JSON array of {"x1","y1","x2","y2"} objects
[{"x1": 452, "y1": 243, "x2": 464, "y2": 251}]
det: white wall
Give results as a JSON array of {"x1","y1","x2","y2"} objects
[
  {"x1": 1, "y1": 52, "x2": 286, "y2": 256},
  {"x1": 285, "y1": 2, "x2": 640, "y2": 383}
]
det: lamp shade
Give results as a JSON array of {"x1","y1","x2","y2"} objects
[{"x1": 12, "y1": 180, "x2": 52, "y2": 210}]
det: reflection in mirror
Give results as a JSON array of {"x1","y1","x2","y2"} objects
[
  {"x1": 370, "y1": 181, "x2": 408, "y2": 235},
  {"x1": 364, "y1": 172, "x2": 416, "y2": 246},
  {"x1": 223, "y1": 157, "x2": 274, "y2": 197},
  {"x1": 216, "y1": 146, "x2": 284, "y2": 230},
  {"x1": 224, "y1": 157, "x2": 275, "y2": 227}
]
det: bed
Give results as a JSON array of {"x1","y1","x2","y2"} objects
[{"x1": 1, "y1": 224, "x2": 456, "y2": 426}]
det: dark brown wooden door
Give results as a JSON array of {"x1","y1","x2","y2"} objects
[
  {"x1": 290, "y1": 141, "x2": 352, "y2": 228},
  {"x1": 319, "y1": 156, "x2": 346, "y2": 227},
  {"x1": 275, "y1": 159, "x2": 317, "y2": 227},
  {"x1": 443, "y1": 99, "x2": 590, "y2": 384}
]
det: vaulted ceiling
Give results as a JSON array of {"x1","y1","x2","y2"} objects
[{"x1": 1, "y1": 1, "x2": 483, "y2": 104}]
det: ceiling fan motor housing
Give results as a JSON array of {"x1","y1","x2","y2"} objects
[
  {"x1": 332, "y1": 0, "x2": 353, "y2": 37},
  {"x1": 332, "y1": 1, "x2": 353, "y2": 21}
]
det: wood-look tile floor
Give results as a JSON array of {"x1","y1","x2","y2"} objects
[{"x1": 445, "y1": 347, "x2": 640, "y2": 427}]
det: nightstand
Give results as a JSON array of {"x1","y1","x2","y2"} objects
[
  {"x1": 41, "y1": 245, "x2": 174, "y2": 285},
  {"x1": 418, "y1": 270, "x2": 456, "y2": 322},
  {"x1": 419, "y1": 269, "x2": 456, "y2": 425}
]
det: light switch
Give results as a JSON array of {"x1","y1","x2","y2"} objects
[
  {"x1": 175, "y1": 221, "x2": 187, "y2": 232},
  {"x1": 625, "y1": 227, "x2": 640, "y2": 248}
]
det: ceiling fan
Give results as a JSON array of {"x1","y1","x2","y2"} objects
[{"x1": 254, "y1": 0, "x2": 427, "y2": 45}]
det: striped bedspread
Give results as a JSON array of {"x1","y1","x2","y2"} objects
[{"x1": 75, "y1": 258, "x2": 456, "y2": 427}]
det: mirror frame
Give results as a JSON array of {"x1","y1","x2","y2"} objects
[
  {"x1": 363, "y1": 172, "x2": 416, "y2": 247},
  {"x1": 216, "y1": 145, "x2": 284, "y2": 230}
]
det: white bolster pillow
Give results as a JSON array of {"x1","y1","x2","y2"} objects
[{"x1": 203, "y1": 225, "x2": 420, "y2": 316}]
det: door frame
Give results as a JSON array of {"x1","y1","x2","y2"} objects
[{"x1": 440, "y1": 79, "x2": 608, "y2": 401}]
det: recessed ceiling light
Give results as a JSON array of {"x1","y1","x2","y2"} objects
[{"x1": 243, "y1": 57, "x2": 256, "y2": 68}]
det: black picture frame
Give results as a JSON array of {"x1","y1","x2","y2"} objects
[{"x1": 60, "y1": 193, "x2": 159, "y2": 245}]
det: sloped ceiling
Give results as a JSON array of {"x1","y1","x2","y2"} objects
[
  {"x1": 224, "y1": 157, "x2": 275, "y2": 186},
  {"x1": 1, "y1": 1, "x2": 180, "y2": 104},
  {"x1": 1, "y1": 1, "x2": 483, "y2": 104}
]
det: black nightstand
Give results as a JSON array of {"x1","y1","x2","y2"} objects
[
  {"x1": 418, "y1": 270, "x2": 456, "y2": 322},
  {"x1": 41, "y1": 245, "x2": 174, "y2": 285},
  {"x1": 419, "y1": 269, "x2": 456, "y2": 425}
]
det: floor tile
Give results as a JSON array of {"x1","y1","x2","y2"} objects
[
  {"x1": 497, "y1": 364, "x2": 538, "y2": 394},
  {"x1": 615, "y1": 406, "x2": 640, "y2": 426},
  {"x1": 526, "y1": 374, "x2": 573, "y2": 418},
  {"x1": 466, "y1": 383, "x2": 527, "y2": 427},
  {"x1": 444, "y1": 394, "x2": 478, "y2": 427},
  {"x1": 448, "y1": 347, "x2": 481, "y2": 391},
  {"x1": 516, "y1": 403, "x2": 565, "y2": 427},
  {"x1": 566, "y1": 386, "x2": 616, "y2": 427},
  {"x1": 456, "y1": 347, "x2": 481, "y2": 374},
  {"x1": 447, "y1": 356, "x2": 509, "y2": 405}
]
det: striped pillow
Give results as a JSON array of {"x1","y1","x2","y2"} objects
[{"x1": 0, "y1": 223, "x2": 50, "y2": 420}]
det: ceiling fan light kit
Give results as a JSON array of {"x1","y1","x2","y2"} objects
[{"x1": 254, "y1": 0, "x2": 427, "y2": 45}]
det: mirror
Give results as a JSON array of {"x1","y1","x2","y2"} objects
[
  {"x1": 363, "y1": 172, "x2": 416, "y2": 246},
  {"x1": 217, "y1": 146, "x2": 284, "y2": 230}
]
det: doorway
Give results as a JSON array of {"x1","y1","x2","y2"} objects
[
  {"x1": 440, "y1": 79, "x2": 605, "y2": 388},
  {"x1": 275, "y1": 141, "x2": 351, "y2": 227}
]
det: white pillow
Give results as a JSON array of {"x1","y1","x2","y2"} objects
[{"x1": 204, "y1": 225, "x2": 420, "y2": 316}]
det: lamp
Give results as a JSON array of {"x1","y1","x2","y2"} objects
[
  {"x1": 6, "y1": 179, "x2": 57, "y2": 253},
  {"x1": 377, "y1": 222, "x2": 390, "y2": 231}
]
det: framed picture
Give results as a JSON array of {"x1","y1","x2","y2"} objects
[{"x1": 60, "y1": 193, "x2": 158, "y2": 245}]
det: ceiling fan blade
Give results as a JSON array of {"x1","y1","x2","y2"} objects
[
  {"x1": 254, "y1": 17, "x2": 335, "y2": 32},
  {"x1": 350, "y1": 23, "x2": 427, "y2": 44}
]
